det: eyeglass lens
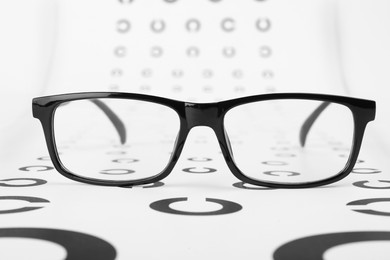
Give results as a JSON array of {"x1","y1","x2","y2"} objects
[
  {"x1": 53, "y1": 99, "x2": 180, "y2": 181},
  {"x1": 224, "y1": 99, "x2": 354, "y2": 184}
]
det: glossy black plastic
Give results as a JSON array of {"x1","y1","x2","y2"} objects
[{"x1": 32, "y1": 92, "x2": 376, "y2": 188}]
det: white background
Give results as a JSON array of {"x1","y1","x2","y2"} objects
[{"x1": 0, "y1": 0, "x2": 390, "y2": 259}]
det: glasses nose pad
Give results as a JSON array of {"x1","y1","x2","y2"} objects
[{"x1": 223, "y1": 128, "x2": 234, "y2": 158}]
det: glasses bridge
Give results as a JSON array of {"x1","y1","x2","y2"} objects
[{"x1": 184, "y1": 102, "x2": 221, "y2": 129}]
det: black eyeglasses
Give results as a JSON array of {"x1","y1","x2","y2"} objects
[{"x1": 32, "y1": 92, "x2": 375, "y2": 188}]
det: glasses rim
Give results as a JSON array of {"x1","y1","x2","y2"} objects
[{"x1": 32, "y1": 92, "x2": 376, "y2": 188}]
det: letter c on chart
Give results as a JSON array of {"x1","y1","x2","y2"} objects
[
  {"x1": 0, "y1": 196, "x2": 49, "y2": 214},
  {"x1": 347, "y1": 198, "x2": 390, "y2": 216},
  {"x1": 182, "y1": 167, "x2": 217, "y2": 174},
  {"x1": 0, "y1": 178, "x2": 47, "y2": 187},
  {"x1": 150, "y1": 197, "x2": 242, "y2": 216},
  {"x1": 353, "y1": 180, "x2": 390, "y2": 189},
  {"x1": 0, "y1": 228, "x2": 116, "y2": 260},
  {"x1": 274, "y1": 231, "x2": 390, "y2": 260},
  {"x1": 18, "y1": 166, "x2": 54, "y2": 172}
]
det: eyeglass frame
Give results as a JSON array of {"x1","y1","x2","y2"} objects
[{"x1": 32, "y1": 92, "x2": 376, "y2": 188}]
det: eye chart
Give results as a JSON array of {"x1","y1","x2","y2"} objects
[{"x1": 1, "y1": 0, "x2": 390, "y2": 259}]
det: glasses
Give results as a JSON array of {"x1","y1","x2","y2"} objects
[{"x1": 32, "y1": 92, "x2": 375, "y2": 188}]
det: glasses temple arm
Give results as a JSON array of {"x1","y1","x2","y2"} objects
[
  {"x1": 299, "y1": 101, "x2": 330, "y2": 147},
  {"x1": 90, "y1": 99, "x2": 127, "y2": 144}
]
